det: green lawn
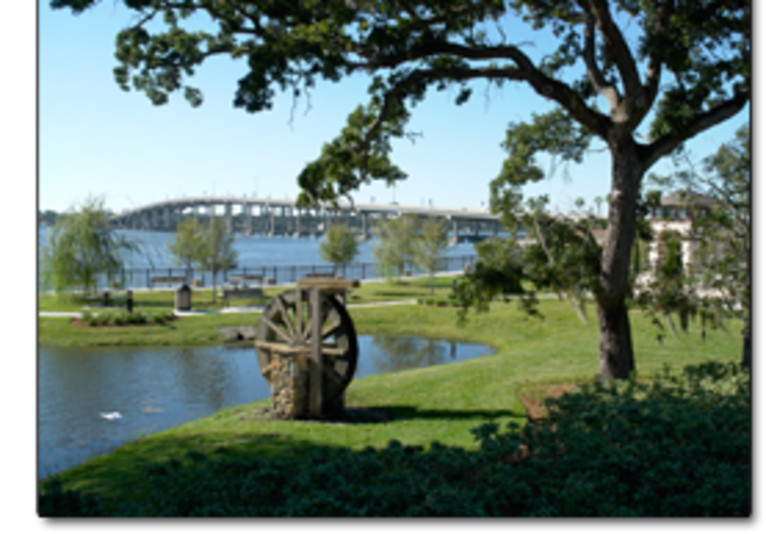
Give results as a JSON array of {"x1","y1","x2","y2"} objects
[{"x1": 41, "y1": 298, "x2": 742, "y2": 506}]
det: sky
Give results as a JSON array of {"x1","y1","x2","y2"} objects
[{"x1": 36, "y1": 0, "x2": 749, "y2": 217}]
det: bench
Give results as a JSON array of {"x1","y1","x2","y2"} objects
[
  {"x1": 221, "y1": 287, "x2": 265, "y2": 308},
  {"x1": 150, "y1": 276, "x2": 187, "y2": 288},
  {"x1": 304, "y1": 273, "x2": 337, "y2": 279},
  {"x1": 227, "y1": 274, "x2": 263, "y2": 287},
  {"x1": 83, "y1": 290, "x2": 131, "y2": 309}
]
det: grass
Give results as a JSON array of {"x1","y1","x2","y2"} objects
[{"x1": 40, "y1": 298, "x2": 743, "y2": 507}]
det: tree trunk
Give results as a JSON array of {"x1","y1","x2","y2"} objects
[
  {"x1": 595, "y1": 136, "x2": 644, "y2": 380},
  {"x1": 431, "y1": 272, "x2": 435, "y2": 295}
]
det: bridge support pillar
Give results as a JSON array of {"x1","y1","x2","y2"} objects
[
  {"x1": 361, "y1": 212, "x2": 369, "y2": 241},
  {"x1": 225, "y1": 203, "x2": 233, "y2": 234},
  {"x1": 452, "y1": 218, "x2": 459, "y2": 245},
  {"x1": 164, "y1": 205, "x2": 171, "y2": 231},
  {"x1": 244, "y1": 204, "x2": 253, "y2": 235}
]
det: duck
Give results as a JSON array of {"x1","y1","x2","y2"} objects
[{"x1": 99, "y1": 412, "x2": 122, "y2": 420}]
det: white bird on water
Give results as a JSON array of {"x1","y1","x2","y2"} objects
[{"x1": 99, "y1": 412, "x2": 122, "y2": 420}]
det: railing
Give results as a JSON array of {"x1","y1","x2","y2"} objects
[{"x1": 39, "y1": 256, "x2": 477, "y2": 293}]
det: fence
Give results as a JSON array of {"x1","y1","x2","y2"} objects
[{"x1": 39, "y1": 255, "x2": 477, "y2": 293}]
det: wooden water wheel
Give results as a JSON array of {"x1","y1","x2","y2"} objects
[{"x1": 255, "y1": 284, "x2": 359, "y2": 413}]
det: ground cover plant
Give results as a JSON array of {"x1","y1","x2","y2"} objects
[
  {"x1": 74, "y1": 310, "x2": 177, "y2": 328},
  {"x1": 39, "y1": 360, "x2": 749, "y2": 516}
]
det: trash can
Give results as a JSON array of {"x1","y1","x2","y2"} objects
[{"x1": 175, "y1": 284, "x2": 192, "y2": 311}]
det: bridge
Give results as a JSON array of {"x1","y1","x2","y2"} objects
[{"x1": 108, "y1": 195, "x2": 503, "y2": 243}]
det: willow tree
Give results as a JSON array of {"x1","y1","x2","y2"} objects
[
  {"x1": 52, "y1": 0, "x2": 750, "y2": 379},
  {"x1": 42, "y1": 196, "x2": 142, "y2": 295}
]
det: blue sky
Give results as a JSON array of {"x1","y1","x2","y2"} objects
[{"x1": 37, "y1": 0, "x2": 749, "y2": 216}]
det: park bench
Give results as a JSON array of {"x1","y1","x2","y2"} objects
[
  {"x1": 221, "y1": 286, "x2": 265, "y2": 308},
  {"x1": 150, "y1": 276, "x2": 187, "y2": 288},
  {"x1": 83, "y1": 290, "x2": 133, "y2": 311},
  {"x1": 227, "y1": 274, "x2": 263, "y2": 287}
]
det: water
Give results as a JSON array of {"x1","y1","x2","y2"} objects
[
  {"x1": 38, "y1": 228, "x2": 482, "y2": 289},
  {"x1": 38, "y1": 336, "x2": 493, "y2": 479}
]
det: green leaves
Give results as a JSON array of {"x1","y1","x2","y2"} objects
[
  {"x1": 42, "y1": 196, "x2": 145, "y2": 294},
  {"x1": 373, "y1": 214, "x2": 418, "y2": 281},
  {"x1": 319, "y1": 223, "x2": 360, "y2": 272}
]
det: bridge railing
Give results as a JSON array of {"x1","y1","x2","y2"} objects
[{"x1": 38, "y1": 256, "x2": 476, "y2": 293}]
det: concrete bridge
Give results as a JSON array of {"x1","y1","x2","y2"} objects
[{"x1": 108, "y1": 195, "x2": 503, "y2": 243}]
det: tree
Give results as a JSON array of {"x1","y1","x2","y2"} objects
[
  {"x1": 167, "y1": 218, "x2": 205, "y2": 281},
  {"x1": 640, "y1": 124, "x2": 750, "y2": 366},
  {"x1": 52, "y1": 0, "x2": 750, "y2": 380},
  {"x1": 374, "y1": 214, "x2": 418, "y2": 281},
  {"x1": 320, "y1": 223, "x2": 360, "y2": 275},
  {"x1": 42, "y1": 196, "x2": 143, "y2": 295},
  {"x1": 414, "y1": 216, "x2": 451, "y2": 295},
  {"x1": 197, "y1": 217, "x2": 238, "y2": 304}
]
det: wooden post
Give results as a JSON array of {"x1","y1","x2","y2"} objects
[{"x1": 309, "y1": 288, "x2": 323, "y2": 417}]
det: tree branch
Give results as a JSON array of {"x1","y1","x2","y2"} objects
[
  {"x1": 643, "y1": 0, "x2": 673, "y2": 109},
  {"x1": 642, "y1": 88, "x2": 750, "y2": 171},
  {"x1": 358, "y1": 42, "x2": 611, "y2": 139},
  {"x1": 588, "y1": 0, "x2": 644, "y2": 106},
  {"x1": 581, "y1": 10, "x2": 621, "y2": 110}
]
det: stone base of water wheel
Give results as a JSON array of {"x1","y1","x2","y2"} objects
[{"x1": 268, "y1": 352, "x2": 345, "y2": 420}]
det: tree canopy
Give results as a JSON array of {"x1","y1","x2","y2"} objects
[
  {"x1": 167, "y1": 217, "x2": 205, "y2": 274},
  {"x1": 42, "y1": 196, "x2": 144, "y2": 294},
  {"x1": 320, "y1": 222, "x2": 360, "y2": 274},
  {"x1": 51, "y1": 1, "x2": 749, "y2": 204},
  {"x1": 414, "y1": 216, "x2": 451, "y2": 295},
  {"x1": 374, "y1": 214, "x2": 417, "y2": 281}
]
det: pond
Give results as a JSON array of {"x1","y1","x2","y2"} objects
[{"x1": 39, "y1": 336, "x2": 493, "y2": 479}]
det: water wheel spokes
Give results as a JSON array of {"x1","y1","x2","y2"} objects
[{"x1": 273, "y1": 293, "x2": 298, "y2": 340}]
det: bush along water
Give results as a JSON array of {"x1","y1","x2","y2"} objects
[{"x1": 39, "y1": 361, "x2": 750, "y2": 517}]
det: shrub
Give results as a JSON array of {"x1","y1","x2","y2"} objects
[{"x1": 39, "y1": 361, "x2": 749, "y2": 517}]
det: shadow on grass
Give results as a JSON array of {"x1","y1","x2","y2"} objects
[{"x1": 342, "y1": 405, "x2": 521, "y2": 424}]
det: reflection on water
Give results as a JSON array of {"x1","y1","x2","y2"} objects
[{"x1": 39, "y1": 336, "x2": 492, "y2": 479}]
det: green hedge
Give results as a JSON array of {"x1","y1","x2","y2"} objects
[{"x1": 39, "y1": 361, "x2": 750, "y2": 517}]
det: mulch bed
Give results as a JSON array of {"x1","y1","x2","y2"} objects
[
  {"x1": 516, "y1": 383, "x2": 579, "y2": 421},
  {"x1": 69, "y1": 316, "x2": 180, "y2": 328}
]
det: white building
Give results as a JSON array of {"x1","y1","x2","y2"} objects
[{"x1": 647, "y1": 191, "x2": 718, "y2": 275}]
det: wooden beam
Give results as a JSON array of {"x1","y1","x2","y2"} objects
[
  {"x1": 253, "y1": 341, "x2": 307, "y2": 355},
  {"x1": 309, "y1": 288, "x2": 323, "y2": 417},
  {"x1": 297, "y1": 279, "x2": 360, "y2": 290}
]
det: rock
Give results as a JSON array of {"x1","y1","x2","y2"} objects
[{"x1": 218, "y1": 326, "x2": 257, "y2": 341}]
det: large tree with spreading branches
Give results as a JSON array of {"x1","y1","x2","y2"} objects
[{"x1": 51, "y1": 0, "x2": 749, "y2": 379}]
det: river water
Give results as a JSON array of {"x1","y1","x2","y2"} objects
[
  {"x1": 39, "y1": 336, "x2": 494, "y2": 479},
  {"x1": 38, "y1": 228, "x2": 485, "y2": 289}
]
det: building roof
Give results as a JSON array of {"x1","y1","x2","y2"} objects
[{"x1": 660, "y1": 191, "x2": 717, "y2": 207}]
